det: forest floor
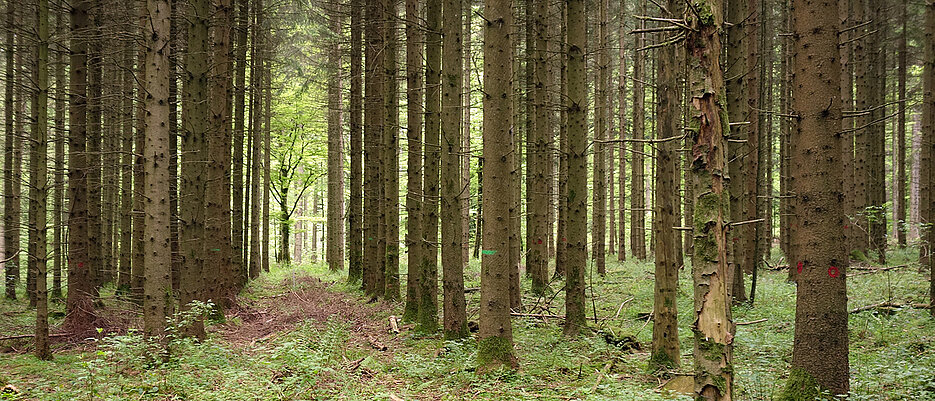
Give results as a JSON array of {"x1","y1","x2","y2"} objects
[{"x1": 1, "y1": 247, "x2": 934, "y2": 400}]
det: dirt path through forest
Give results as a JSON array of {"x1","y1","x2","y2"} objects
[{"x1": 216, "y1": 274, "x2": 401, "y2": 351}]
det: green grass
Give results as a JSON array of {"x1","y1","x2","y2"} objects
[{"x1": 1, "y1": 247, "x2": 934, "y2": 400}]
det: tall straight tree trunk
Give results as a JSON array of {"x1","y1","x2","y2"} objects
[
  {"x1": 232, "y1": 0, "x2": 249, "y2": 286},
  {"x1": 630, "y1": 0, "x2": 646, "y2": 260},
  {"x1": 743, "y1": 0, "x2": 760, "y2": 291},
  {"x1": 65, "y1": 0, "x2": 94, "y2": 330},
  {"x1": 208, "y1": 0, "x2": 234, "y2": 304},
  {"x1": 725, "y1": 0, "x2": 746, "y2": 301},
  {"x1": 852, "y1": 0, "x2": 870, "y2": 256},
  {"x1": 563, "y1": 0, "x2": 586, "y2": 337},
  {"x1": 649, "y1": 0, "x2": 681, "y2": 370},
  {"x1": 896, "y1": 0, "x2": 907, "y2": 248},
  {"x1": 839, "y1": 0, "x2": 853, "y2": 277},
  {"x1": 142, "y1": 0, "x2": 173, "y2": 348},
  {"x1": 383, "y1": 0, "x2": 400, "y2": 298},
  {"x1": 328, "y1": 3, "x2": 345, "y2": 272},
  {"x1": 348, "y1": 0, "x2": 364, "y2": 283},
  {"x1": 617, "y1": 4, "x2": 626, "y2": 262},
  {"x1": 866, "y1": 0, "x2": 885, "y2": 263},
  {"x1": 419, "y1": 0, "x2": 441, "y2": 332},
  {"x1": 168, "y1": 0, "x2": 180, "y2": 292},
  {"x1": 403, "y1": 0, "x2": 424, "y2": 321},
  {"x1": 477, "y1": 0, "x2": 517, "y2": 370},
  {"x1": 87, "y1": 4, "x2": 104, "y2": 289},
  {"x1": 52, "y1": 7, "x2": 66, "y2": 300},
  {"x1": 118, "y1": 42, "x2": 133, "y2": 294},
  {"x1": 590, "y1": 0, "x2": 607, "y2": 276},
  {"x1": 685, "y1": 1, "x2": 733, "y2": 398},
  {"x1": 180, "y1": 0, "x2": 209, "y2": 338},
  {"x1": 528, "y1": 0, "x2": 550, "y2": 292},
  {"x1": 249, "y1": 0, "x2": 264, "y2": 280},
  {"x1": 262, "y1": 39, "x2": 272, "y2": 274},
  {"x1": 554, "y1": 0, "x2": 568, "y2": 275},
  {"x1": 441, "y1": 0, "x2": 467, "y2": 338},
  {"x1": 132, "y1": 3, "x2": 146, "y2": 302},
  {"x1": 3, "y1": 0, "x2": 18, "y2": 300},
  {"x1": 462, "y1": 0, "x2": 472, "y2": 266},
  {"x1": 33, "y1": 0, "x2": 51, "y2": 360},
  {"x1": 782, "y1": 0, "x2": 849, "y2": 395},
  {"x1": 923, "y1": 0, "x2": 934, "y2": 316},
  {"x1": 363, "y1": 0, "x2": 385, "y2": 297}
]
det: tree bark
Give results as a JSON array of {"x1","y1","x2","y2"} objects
[
  {"x1": 782, "y1": 0, "x2": 849, "y2": 395},
  {"x1": 33, "y1": 0, "x2": 51, "y2": 360},
  {"x1": 563, "y1": 0, "x2": 586, "y2": 337},
  {"x1": 180, "y1": 0, "x2": 210, "y2": 338},
  {"x1": 384, "y1": 0, "x2": 400, "y2": 299},
  {"x1": 65, "y1": 0, "x2": 95, "y2": 330},
  {"x1": 328, "y1": 2, "x2": 345, "y2": 272},
  {"x1": 232, "y1": 0, "x2": 250, "y2": 286},
  {"x1": 923, "y1": 0, "x2": 934, "y2": 317},
  {"x1": 142, "y1": 0, "x2": 173, "y2": 348},
  {"x1": 590, "y1": 0, "x2": 607, "y2": 276},
  {"x1": 630, "y1": 0, "x2": 646, "y2": 260},
  {"x1": 896, "y1": 0, "x2": 907, "y2": 248},
  {"x1": 363, "y1": 0, "x2": 385, "y2": 297},
  {"x1": 419, "y1": 0, "x2": 441, "y2": 332},
  {"x1": 725, "y1": 0, "x2": 746, "y2": 301},
  {"x1": 649, "y1": 0, "x2": 681, "y2": 370},
  {"x1": 3, "y1": 0, "x2": 18, "y2": 301},
  {"x1": 478, "y1": 0, "x2": 517, "y2": 370},
  {"x1": 441, "y1": 0, "x2": 467, "y2": 338},
  {"x1": 685, "y1": 1, "x2": 733, "y2": 398},
  {"x1": 348, "y1": 0, "x2": 364, "y2": 283},
  {"x1": 529, "y1": 0, "x2": 551, "y2": 292},
  {"x1": 403, "y1": 0, "x2": 423, "y2": 321}
]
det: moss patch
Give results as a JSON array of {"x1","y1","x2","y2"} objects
[
  {"x1": 476, "y1": 336, "x2": 517, "y2": 373},
  {"x1": 776, "y1": 367, "x2": 832, "y2": 401}
]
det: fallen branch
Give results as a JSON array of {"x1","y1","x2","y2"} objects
[
  {"x1": 850, "y1": 301, "x2": 930, "y2": 314},
  {"x1": 367, "y1": 337, "x2": 387, "y2": 351},
  {"x1": 510, "y1": 312, "x2": 564, "y2": 319},
  {"x1": 735, "y1": 318, "x2": 767, "y2": 326},
  {"x1": 0, "y1": 332, "x2": 72, "y2": 342}
]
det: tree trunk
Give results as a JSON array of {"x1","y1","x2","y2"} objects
[
  {"x1": 88, "y1": 4, "x2": 104, "y2": 290},
  {"x1": 528, "y1": 0, "x2": 550, "y2": 292},
  {"x1": 348, "y1": 0, "x2": 364, "y2": 282},
  {"x1": 590, "y1": 0, "x2": 607, "y2": 276},
  {"x1": 617, "y1": 5, "x2": 627, "y2": 262},
  {"x1": 896, "y1": 0, "x2": 907, "y2": 248},
  {"x1": 630, "y1": 0, "x2": 646, "y2": 260},
  {"x1": 384, "y1": 0, "x2": 400, "y2": 299},
  {"x1": 923, "y1": 0, "x2": 934, "y2": 316},
  {"x1": 232, "y1": 0, "x2": 250, "y2": 286},
  {"x1": 403, "y1": 0, "x2": 424, "y2": 321},
  {"x1": 649, "y1": 0, "x2": 681, "y2": 370},
  {"x1": 65, "y1": 0, "x2": 94, "y2": 330},
  {"x1": 33, "y1": 0, "x2": 51, "y2": 360},
  {"x1": 478, "y1": 0, "x2": 517, "y2": 370},
  {"x1": 686, "y1": 1, "x2": 733, "y2": 398},
  {"x1": 207, "y1": 0, "x2": 234, "y2": 304},
  {"x1": 442, "y1": 0, "x2": 467, "y2": 338},
  {"x1": 52, "y1": 6, "x2": 67, "y2": 300},
  {"x1": 743, "y1": 0, "x2": 760, "y2": 289},
  {"x1": 180, "y1": 0, "x2": 210, "y2": 338},
  {"x1": 249, "y1": 0, "x2": 263, "y2": 279},
  {"x1": 142, "y1": 0, "x2": 173, "y2": 348},
  {"x1": 554, "y1": 0, "x2": 568, "y2": 276},
  {"x1": 563, "y1": 0, "x2": 586, "y2": 337},
  {"x1": 782, "y1": 0, "x2": 849, "y2": 395},
  {"x1": 852, "y1": 0, "x2": 870, "y2": 257},
  {"x1": 4, "y1": 0, "x2": 18, "y2": 301},
  {"x1": 725, "y1": 0, "x2": 746, "y2": 301},
  {"x1": 363, "y1": 0, "x2": 385, "y2": 297},
  {"x1": 419, "y1": 0, "x2": 441, "y2": 332},
  {"x1": 328, "y1": 2, "x2": 345, "y2": 272},
  {"x1": 462, "y1": 0, "x2": 472, "y2": 267}
]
